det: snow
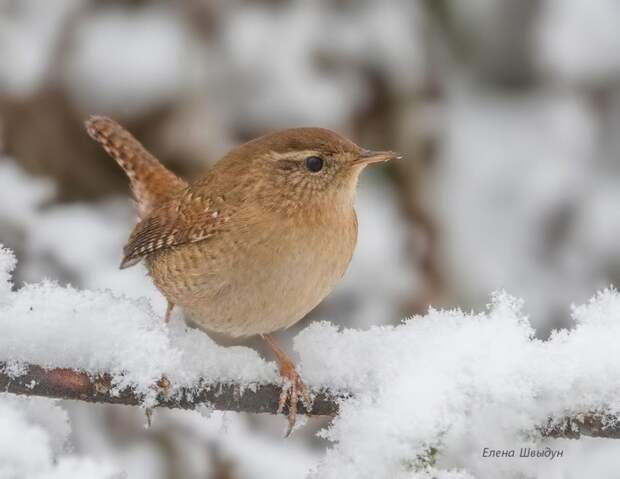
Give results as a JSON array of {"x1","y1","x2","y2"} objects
[
  {"x1": 63, "y1": 6, "x2": 195, "y2": 118},
  {"x1": 0, "y1": 395, "x2": 119, "y2": 479},
  {"x1": 536, "y1": 0, "x2": 620, "y2": 84},
  {"x1": 219, "y1": 2, "x2": 365, "y2": 130},
  {"x1": 217, "y1": 0, "x2": 424, "y2": 130},
  {"x1": 0, "y1": 159, "x2": 55, "y2": 226},
  {"x1": 295, "y1": 290, "x2": 620, "y2": 477},
  {"x1": 0, "y1": 254, "x2": 276, "y2": 402},
  {"x1": 0, "y1": 246, "x2": 15, "y2": 301},
  {"x1": 0, "y1": 0, "x2": 85, "y2": 97},
  {"x1": 430, "y1": 89, "x2": 604, "y2": 332},
  {"x1": 0, "y1": 165, "x2": 278, "y2": 397},
  {"x1": 167, "y1": 409, "x2": 320, "y2": 479},
  {"x1": 2, "y1": 0, "x2": 620, "y2": 472},
  {"x1": 21, "y1": 199, "x2": 165, "y2": 304},
  {"x1": 0, "y1": 157, "x2": 167, "y2": 310},
  {"x1": 3, "y1": 242, "x2": 620, "y2": 477},
  {"x1": 0, "y1": 158, "x2": 413, "y2": 477}
]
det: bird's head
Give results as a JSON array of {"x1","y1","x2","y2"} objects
[{"x1": 220, "y1": 127, "x2": 401, "y2": 215}]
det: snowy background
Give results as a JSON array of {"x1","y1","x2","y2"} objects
[{"x1": 1, "y1": 0, "x2": 620, "y2": 477}]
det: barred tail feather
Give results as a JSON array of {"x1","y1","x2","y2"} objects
[{"x1": 85, "y1": 115, "x2": 187, "y2": 218}]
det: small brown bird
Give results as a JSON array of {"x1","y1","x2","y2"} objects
[{"x1": 86, "y1": 116, "x2": 400, "y2": 434}]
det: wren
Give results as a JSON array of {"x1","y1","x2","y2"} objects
[{"x1": 86, "y1": 116, "x2": 400, "y2": 434}]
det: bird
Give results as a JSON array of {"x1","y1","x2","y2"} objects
[{"x1": 85, "y1": 116, "x2": 400, "y2": 435}]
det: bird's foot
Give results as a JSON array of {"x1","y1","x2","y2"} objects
[
  {"x1": 276, "y1": 359, "x2": 312, "y2": 437},
  {"x1": 262, "y1": 333, "x2": 313, "y2": 436}
]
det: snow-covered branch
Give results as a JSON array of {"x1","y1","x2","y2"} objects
[
  {"x1": 2, "y1": 361, "x2": 619, "y2": 440},
  {"x1": 0, "y1": 361, "x2": 338, "y2": 416},
  {"x1": 4, "y1": 245, "x2": 620, "y2": 477}
]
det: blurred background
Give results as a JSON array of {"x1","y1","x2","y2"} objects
[{"x1": 1, "y1": 0, "x2": 620, "y2": 477}]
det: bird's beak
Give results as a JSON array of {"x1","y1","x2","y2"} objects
[{"x1": 354, "y1": 149, "x2": 402, "y2": 166}]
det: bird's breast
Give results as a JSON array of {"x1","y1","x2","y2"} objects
[{"x1": 148, "y1": 206, "x2": 358, "y2": 337}]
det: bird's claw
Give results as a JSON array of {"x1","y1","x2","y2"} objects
[{"x1": 277, "y1": 363, "x2": 312, "y2": 437}]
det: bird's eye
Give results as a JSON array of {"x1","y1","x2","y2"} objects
[{"x1": 304, "y1": 156, "x2": 323, "y2": 173}]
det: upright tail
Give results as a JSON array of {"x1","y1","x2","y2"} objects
[{"x1": 85, "y1": 116, "x2": 187, "y2": 218}]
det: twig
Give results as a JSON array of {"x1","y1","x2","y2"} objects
[
  {"x1": 1, "y1": 361, "x2": 619, "y2": 439},
  {"x1": 541, "y1": 414, "x2": 620, "y2": 439},
  {"x1": 0, "y1": 362, "x2": 339, "y2": 416}
]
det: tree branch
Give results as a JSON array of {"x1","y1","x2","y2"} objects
[
  {"x1": 0, "y1": 361, "x2": 339, "y2": 416},
  {"x1": 1, "y1": 361, "x2": 618, "y2": 440}
]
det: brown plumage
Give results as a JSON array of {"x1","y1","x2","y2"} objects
[{"x1": 85, "y1": 115, "x2": 400, "y2": 434}]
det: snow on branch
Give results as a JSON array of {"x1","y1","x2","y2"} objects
[
  {"x1": 1, "y1": 361, "x2": 619, "y2": 441},
  {"x1": 4, "y1": 246, "x2": 620, "y2": 477},
  {"x1": 0, "y1": 361, "x2": 339, "y2": 416}
]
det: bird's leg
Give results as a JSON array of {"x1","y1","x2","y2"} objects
[
  {"x1": 164, "y1": 301, "x2": 175, "y2": 323},
  {"x1": 262, "y1": 333, "x2": 312, "y2": 436}
]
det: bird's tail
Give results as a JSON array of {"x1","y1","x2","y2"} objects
[{"x1": 85, "y1": 116, "x2": 187, "y2": 218}]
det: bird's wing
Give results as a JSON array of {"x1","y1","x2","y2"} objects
[
  {"x1": 86, "y1": 116, "x2": 187, "y2": 218},
  {"x1": 120, "y1": 189, "x2": 238, "y2": 268}
]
